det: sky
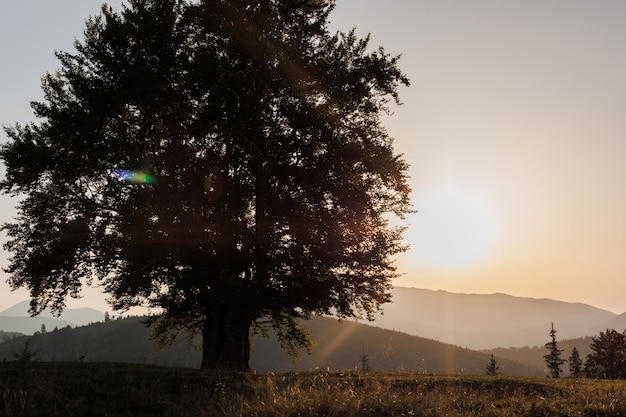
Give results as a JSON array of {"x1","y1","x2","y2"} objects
[{"x1": 1, "y1": 1, "x2": 626, "y2": 314}]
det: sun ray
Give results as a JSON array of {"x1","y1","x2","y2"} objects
[{"x1": 310, "y1": 319, "x2": 361, "y2": 368}]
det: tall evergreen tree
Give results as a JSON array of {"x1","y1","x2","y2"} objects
[
  {"x1": 0, "y1": 0, "x2": 410, "y2": 370},
  {"x1": 568, "y1": 347, "x2": 583, "y2": 377},
  {"x1": 544, "y1": 323, "x2": 565, "y2": 378}
]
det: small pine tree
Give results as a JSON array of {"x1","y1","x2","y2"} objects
[
  {"x1": 14, "y1": 338, "x2": 37, "y2": 365},
  {"x1": 568, "y1": 347, "x2": 583, "y2": 377},
  {"x1": 485, "y1": 354, "x2": 501, "y2": 376},
  {"x1": 359, "y1": 346, "x2": 370, "y2": 372},
  {"x1": 104, "y1": 311, "x2": 110, "y2": 323},
  {"x1": 40, "y1": 323, "x2": 47, "y2": 334},
  {"x1": 544, "y1": 323, "x2": 565, "y2": 378}
]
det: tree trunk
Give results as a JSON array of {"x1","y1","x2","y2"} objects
[{"x1": 200, "y1": 304, "x2": 252, "y2": 371}]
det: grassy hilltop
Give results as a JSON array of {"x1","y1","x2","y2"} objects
[{"x1": 2, "y1": 362, "x2": 626, "y2": 417}]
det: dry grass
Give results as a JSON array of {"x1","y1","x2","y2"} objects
[{"x1": 1, "y1": 362, "x2": 626, "y2": 416}]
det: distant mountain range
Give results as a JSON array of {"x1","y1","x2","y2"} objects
[
  {"x1": 0, "y1": 300, "x2": 105, "y2": 334},
  {"x1": 372, "y1": 287, "x2": 623, "y2": 349}
]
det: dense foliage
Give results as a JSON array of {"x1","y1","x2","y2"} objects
[
  {"x1": 0, "y1": 0, "x2": 410, "y2": 370},
  {"x1": 584, "y1": 328, "x2": 626, "y2": 379}
]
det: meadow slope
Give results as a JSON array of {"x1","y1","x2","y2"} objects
[{"x1": 1, "y1": 362, "x2": 625, "y2": 417}]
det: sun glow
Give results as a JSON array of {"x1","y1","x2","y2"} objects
[{"x1": 408, "y1": 183, "x2": 499, "y2": 270}]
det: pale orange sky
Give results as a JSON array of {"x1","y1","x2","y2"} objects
[
  {"x1": 330, "y1": 1, "x2": 626, "y2": 314},
  {"x1": 1, "y1": 1, "x2": 626, "y2": 314}
]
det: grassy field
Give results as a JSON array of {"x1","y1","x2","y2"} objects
[{"x1": 1, "y1": 362, "x2": 625, "y2": 417}]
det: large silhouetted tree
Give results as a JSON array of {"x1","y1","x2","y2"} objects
[{"x1": 0, "y1": 0, "x2": 410, "y2": 370}]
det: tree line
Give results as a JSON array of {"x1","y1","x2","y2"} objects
[
  {"x1": 542, "y1": 324, "x2": 626, "y2": 379},
  {"x1": 485, "y1": 324, "x2": 626, "y2": 379}
]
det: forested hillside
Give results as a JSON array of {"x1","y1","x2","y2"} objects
[
  {"x1": 0, "y1": 331, "x2": 23, "y2": 342},
  {"x1": 0, "y1": 316, "x2": 540, "y2": 375}
]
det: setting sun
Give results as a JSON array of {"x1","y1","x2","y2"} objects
[{"x1": 408, "y1": 184, "x2": 499, "y2": 270}]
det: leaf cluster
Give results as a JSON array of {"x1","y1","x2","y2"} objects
[{"x1": 584, "y1": 328, "x2": 626, "y2": 379}]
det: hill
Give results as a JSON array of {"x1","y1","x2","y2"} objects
[
  {"x1": 0, "y1": 330, "x2": 23, "y2": 342},
  {"x1": 604, "y1": 312, "x2": 626, "y2": 332},
  {"x1": 0, "y1": 315, "x2": 540, "y2": 376},
  {"x1": 0, "y1": 300, "x2": 105, "y2": 332},
  {"x1": 252, "y1": 317, "x2": 540, "y2": 375},
  {"x1": 373, "y1": 287, "x2": 617, "y2": 349}
]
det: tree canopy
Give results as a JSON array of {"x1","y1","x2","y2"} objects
[
  {"x1": 585, "y1": 329, "x2": 626, "y2": 379},
  {"x1": 1, "y1": 0, "x2": 411, "y2": 370}
]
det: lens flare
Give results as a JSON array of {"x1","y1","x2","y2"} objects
[{"x1": 112, "y1": 169, "x2": 156, "y2": 184}]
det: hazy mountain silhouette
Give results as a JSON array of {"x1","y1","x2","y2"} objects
[
  {"x1": 0, "y1": 315, "x2": 541, "y2": 376},
  {"x1": 372, "y1": 287, "x2": 617, "y2": 349},
  {"x1": 0, "y1": 301, "x2": 105, "y2": 335},
  {"x1": 0, "y1": 300, "x2": 105, "y2": 325},
  {"x1": 602, "y1": 312, "x2": 626, "y2": 333}
]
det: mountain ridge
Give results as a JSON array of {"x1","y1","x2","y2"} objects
[
  {"x1": 372, "y1": 287, "x2": 617, "y2": 349},
  {"x1": 0, "y1": 300, "x2": 105, "y2": 334}
]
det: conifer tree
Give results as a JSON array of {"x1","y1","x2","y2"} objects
[
  {"x1": 544, "y1": 323, "x2": 565, "y2": 378},
  {"x1": 14, "y1": 338, "x2": 37, "y2": 366},
  {"x1": 359, "y1": 346, "x2": 370, "y2": 372},
  {"x1": 568, "y1": 346, "x2": 583, "y2": 377},
  {"x1": 485, "y1": 353, "x2": 500, "y2": 376}
]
